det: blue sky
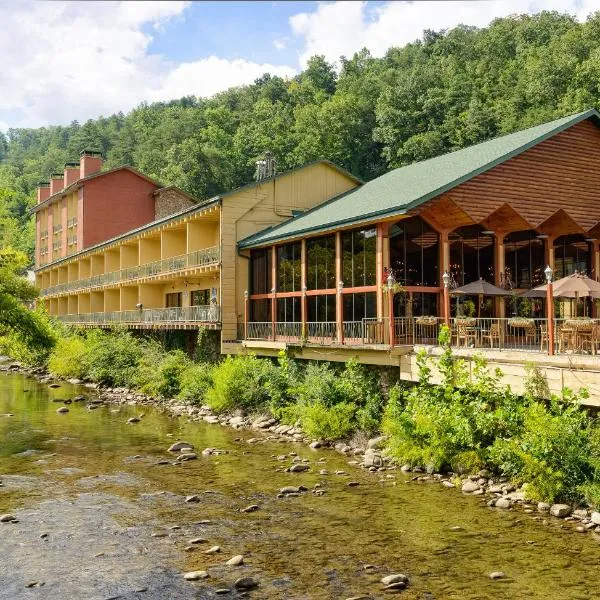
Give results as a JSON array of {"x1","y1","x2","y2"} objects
[{"x1": 0, "y1": 1, "x2": 595, "y2": 129}]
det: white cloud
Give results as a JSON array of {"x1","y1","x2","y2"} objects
[
  {"x1": 0, "y1": 0, "x2": 296, "y2": 128},
  {"x1": 290, "y1": 0, "x2": 600, "y2": 67},
  {"x1": 273, "y1": 38, "x2": 287, "y2": 51},
  {"x1": 151, "y1": 56, "x2": 296, "y2": 102}
]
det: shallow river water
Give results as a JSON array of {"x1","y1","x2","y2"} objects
[{"x1": 1, "y1": 371, "x2": 600, "y2": 600}]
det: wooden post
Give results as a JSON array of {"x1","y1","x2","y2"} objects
[
  {"x1": 443, "y1": 282, "x2": 450, "y2": 328},
  {"x1": 271, "y1": 245, "x2": 277, "y2": 340},
  {"x1": 594, "y1": 241, "x2": 600, "y2": 282},
  {"x1": 439, "y1": 230, "x2": 450, "y2": 319},
  {"x1": 335, "y1": 231, "x2": 344, "y2": 344},
  {"x1": 547, "y1": 279, "x2": 555, "y2": 356},
  {"x1": 376, "y1": 223, "x2": 384, "y2": 321},
  {"x1": 300, "y1": 239, "x2": 307, "y2": 339},
  {"x1": 388, "y1": 285, "x2": 394, "y2": 347},
  {"x1": 243, "y1": 291, "x2": 249, "y2": 340},
  {"x1": 494, "y1": 231, "x2": 506, "y2": 318}
]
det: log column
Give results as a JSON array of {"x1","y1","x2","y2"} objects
[
  {"x1": 335, "y1": 231, "x2": 344, "y2": 344},
  {"x1": 271, "y1": 245, "x2": 277, "y2": 340},
  {"x1": 494, "y1": 231, "x2": 506, "y2": 318},
  {"x1": 439, "y1": 230, "x2": 451, "y2": 318},
  {"x1": 376, "y1": 223, "x2": 385, "y2": 321},
  {"x1": 300, "y1": 239, "x2": 307, "y2": 339}
]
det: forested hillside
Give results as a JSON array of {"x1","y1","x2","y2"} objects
[{"x1": 2, "y1": 10, "x2": 600, "y2": 262}]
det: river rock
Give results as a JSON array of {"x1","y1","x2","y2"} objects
[
  {"x1": 537, "y1": 502, "x2": 551, "y2": 512},
  {"x1": 461, "y1": 480, "x2": 480, "y2": 493},
  {"x1": 441, "y1": 480, "x2": 455, "y2": 488},
  {"x1": 550, "y1": 504, "x2": 571, "y2": 518},
  {"x1": 72, "y1": 395, "x2": 86, "y2": 402},
  {"x1": 280, "y1": 486, "x2": 301, "y2": 494},
  {"x1": 185, "y1": 495, "x2": 201, "y2": 503},
  {"x1": 189, "y1": 537, "x2": 208, "y2": 544},
  {"x1": 178, "y1": 453, "x2": 197, "y2": 461},
  {"x1": 168, "y1": 441, "x2": 194, "y2": 452},
  {"x1": 56, "y1": 407, "x2": 69, "y2": 414},
  {"x1": 495, "y1": 497, "x2": 512, "y2": 509},
  {"x1": 381, "y1": 574, "x2": 408, "y2": 586},
  {"x1": 226, "y1": 554, "x2": 244, "y2": 566},
  {"x1": 234, "y1": 577, "x2": 258, "y2": 590},
  {"x1": 591, "y1": 512, "x2": 600, "y2": 525},
  {"x1": 489, "y1": 571, "x2": 506, "y2": 580},
  {"x1": 229, "y1": 416, "x2": 245, "y2": 427},
  {"x1": 309, "y1": 440, "x2": 323, "y2": 449},
  {"x1": 363, "y1": 449, "x2": 382, "y2": 468},
  {"x1": 127, "y1": 417, "x2": 141, "y2": 424},
  {"x1": 184, "y1": 570, "x2": 209, "y2": 581},
  {"x1": 241, "y1": 504, "x2": 259, "y2": 513},
  {"x1": 289, "y1": 464, "x2": 309, "y2": 473},
  {"x1": 204, "y1": 545, "x2": 220, "y2": 554},
  {"x1": 48, "y1": 383, "x2": 61, "y2": 388},
  {"x1": 367, "y1": 435, "x2": 387, "y2": 449},
  {"x1": 384, "y1": 582, "x2": 407, "y2": 591},
  {"x1": 0, "y1": 514, "x2": 16, "y2": 522}
]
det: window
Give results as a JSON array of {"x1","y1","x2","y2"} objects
[
  {"x1": 166, "y1": 292, "x2": 182, "y2": 308},
  {"x1": 343, "y1": 292, "x2": 376, "y2": 322},
  {"x1": 389, "y1": 216, "x2": 439, "y2": 287},
  {"x1": 250, "y1": 299, "x2": 271, "y2": 322},
  {"x1": 308, "y1": 294, "x2": 336, "y2": 322},
  {"x1": 449, "y1": 225, "x2": 495, "y2": 285},
  {"x1": 306, "y1": 235, "x2": 336, "y2": 290},
  {"x1": 191, "y1": 289, "x2": 210, "y2": 306},
  {"x1": 503, "y1": 231, "x2": 545, "y2": 289},
  {"x1": 342, "y1": 228, "x2": 376, "y2": 287},
  {"x1": 277, "y1": 243, "x2": 301, "y2": 292},
  {"x1": 249, "y1": 248, "x2": 272, "y2": 295},
  {"x1": 277, "y1": 297, "x2": 300, "y2": 322},
  {"x1": 554, "y1": 235, "x2": 591, "y2": 279}
]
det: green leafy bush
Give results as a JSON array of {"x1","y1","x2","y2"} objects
[
  {"x1": 296, "y1": 400, "x2": 357, "y2": 439},
  {"x1": 205, "y1": 354, "x2": 275, "y2": 412},
  {"x1": 47, "y1": 334, "x2": 90, "y2": 379},
  {"x1": 137, "y1": 348, "x2": 191, "y2": 398},
  {"x1": 178, "y1": 362, "x2": 215, "y2": 404}
]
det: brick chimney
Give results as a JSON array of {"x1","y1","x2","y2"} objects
[
  {"x1": 79, "y1": 150, "x2": 103, "y2": 178},
  {"x1": 49, "y1": 173, "x2": 64, "y2": 196},
  {"x1": 37, "y1": 182, "x2": 51, "y2": 204},
  {"x1": 64, "y1": 162, "x2": 80, "y2": 187}
]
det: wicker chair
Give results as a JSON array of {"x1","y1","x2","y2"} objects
[{"x1": 480, "y1": 322, "x2": 503, "y2": 348}]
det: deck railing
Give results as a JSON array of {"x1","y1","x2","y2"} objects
[
  {"x1": 40, "y1": 246, "x2": 220, "y2": 296},
  {"x1": 57, "y1": 305, "x2": 220, "y2": 325},
  {"x1": 241, "y1": 316, "x2": 600, "y2": 356}
]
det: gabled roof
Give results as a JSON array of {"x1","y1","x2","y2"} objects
[
  {"x1": 239, "y1": 109, "x2": 600, "y2": 248},
  {"x1": 31, "y1": 166, "x2": 165, "y2": 214}
]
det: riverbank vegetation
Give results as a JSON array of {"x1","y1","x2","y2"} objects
[{"x1": 5, "y1": 320, "x2": 597, "y2": 506}]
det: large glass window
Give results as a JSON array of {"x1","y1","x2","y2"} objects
[
  {"x1": 449, "y1": 225, "x2": 494, "y2": 285},
  {"x1": 277, "y1": 243, "x2": 301, "y2": 292},
  {"x1": 503, "y1": 231, "x2": 545, "y2": 289},
  {"x1": 250, "y1": 299, "x2": 271, "y2": 322},
  {"x1": 342, "y1": 227, "x2": 376, "y2": 287},
  {"x1": 308, "y1": 294, "x2": 336, "y2": 322},
  {"x1": 249, "y1": 248, "x2": 272, "y2": 295},
  {"x1": 166, "y1": 292, "x2": 182, "y2": 308},
  {"x1": 554, "y1": 235, "x2": 591, "y2": 279},
  {"x1": 343, "y1": 292, "x2": 376, "y2": 322},
  {"x1": 307, "y1": 235, "x2": 336, "y2": 290},
  {"x1": 389, "y1": 217, "x2": 439, "y2": 286},
  {"x1": 191, "y1": 289, "x2": 210, "y2": 306},
  {"x1": 277, "y1": 297, "x2": 300, "y2": 322}
]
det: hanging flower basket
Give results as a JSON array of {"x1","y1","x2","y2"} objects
[
  {"x1": 455, "y1": 317, "x2": 476, "y2": 327},
  {"x1": 508, "y1": 317, "x2": 534, "y2": 328},
  {"x1": 415, "y1": 316, "x2": 438, "y2": 326}
]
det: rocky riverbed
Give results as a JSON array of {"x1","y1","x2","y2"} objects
[{"x1": 3, "y1": 363, "x2": 600, "y2": 599}]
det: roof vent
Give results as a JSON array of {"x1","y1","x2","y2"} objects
[{"x1": 255, "y1": 152, "x2": 276, "y2": 182}]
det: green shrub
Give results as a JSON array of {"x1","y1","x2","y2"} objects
[
  {"x1": 265, "y1": 350, "x2": 301, "y2": 418},
  {"x1": 296, "y1": 400, "x2": 357, "y2": 439},
  {"x1": 48, "y1": 334, "x2": 90, "y2": 379},
  {"x1": 178, "y1": 363, "x2": 215, "y2": 404},
  {"x1": 205, "y1": 354, "x2": 275, "y2": 412},
  {"x1": 137, "y1": 348, "x2": 191, "y2": 398}
]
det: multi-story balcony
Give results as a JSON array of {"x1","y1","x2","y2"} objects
[
  {"x1": 40, "y1": 245, "x2": 220, "y2": 296},
  {"x1": 57, "y1": 305, "x2": 221, "y2": 329}
]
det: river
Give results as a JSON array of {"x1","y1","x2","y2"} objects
[{"x1": 1, "y1": 370, "x2": 599, "y2": 599}]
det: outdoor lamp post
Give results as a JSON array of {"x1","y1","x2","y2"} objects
[
  {"x1": 545, "y1": 265, "x2": 555, "y2": 356},
  {"x1": 243, "y1": 290, "x2": 249, "y2": 341},
  {"x1": 442, "y1": 271, "x2": 451, "y2": 329},
  {"x1": 387, "y1": 271, "x2": 395, "y2": 347}
]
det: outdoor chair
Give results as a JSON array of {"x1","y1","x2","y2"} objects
[
  {"x1": 456, "y1": 324, "x2": 478, "y2": 347},
  {"x1": 480, "y1": 322, "x2": 502, "y2": 348},
  {"x1": 539, "y1": 322, "x2": 548, "y2": 352}
]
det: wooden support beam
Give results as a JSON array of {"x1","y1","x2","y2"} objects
[{"x1": 335, "y1": 231, "x2": 343, "y2": 344}]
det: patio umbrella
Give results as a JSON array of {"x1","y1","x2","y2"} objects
[
  {"x1": 450, "y1": 278, "x2": 510, "y2": 317},
  {"x1": 520, "y1": 273, "x2": 600, "y2": 299}
]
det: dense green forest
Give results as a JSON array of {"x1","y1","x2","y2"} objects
[{"x1": 2, "y1": 10, "x2": 600, "y2": 262}]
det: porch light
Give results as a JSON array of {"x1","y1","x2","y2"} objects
[
  {"x1": 442, "y1": 271, "x2": 450, "y2": 288},
  {"x1": 544, "y1": 265, "x2": 553, "y2": 283},
  {"x1": 338, "y1": 280, "x2": 344, "y2": 293},
  {"x1": 387, "y1": 271, "x2": 395, "y2": 288},
  {"x1": 244, "y1": 290, "x2": 248, "y2": 300}
]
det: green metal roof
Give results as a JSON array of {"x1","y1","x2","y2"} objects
[{"x1": 240, "y1": 109, "x2": 600, "y2": 248}]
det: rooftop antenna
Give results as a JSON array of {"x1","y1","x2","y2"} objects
[{"x1": 255, "y1": 151, "x2": 276, "y2": 182}]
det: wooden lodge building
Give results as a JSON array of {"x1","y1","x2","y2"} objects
[{"x1": 34, "y1": 109, "x2": 600, "y2": 403}]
